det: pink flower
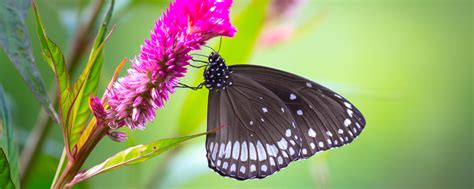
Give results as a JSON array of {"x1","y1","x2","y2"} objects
[
  {"x1": 105, "y1": 0, "x2": 236, "y2": 130},
  {"x1": 89, "y1": 96, "x2": 106, "y2": 126},
  {"x1": 107, "y1": 131, "x2": 128, "y2": 142}
]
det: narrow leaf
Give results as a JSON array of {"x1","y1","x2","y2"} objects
[
  {"x1": 69, "y1": 131, "x2": 210, "y2": 185},
  {"x1": 0, "y1": 86, "x2": 19, "y2": 188},
  {"x1": 0, "y1": 148, "x2": 15, "y2": 189},
  {"x1": 0, "y1": 0, "x2": 59, "y2": 123},
  {"x1": 69, "y1": 0, "x2": 115, "y2": 149},
  {"x1": 65, "y1": 28, "x2": 113, "y2": 151},
  {"x1": 32, "y1": 1, "x2": 70, "y2": 128},
  {"x1": 177, "y1": 0, "x2": 269, "y2": 136}
]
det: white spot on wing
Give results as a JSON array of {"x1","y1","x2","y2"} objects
[
  {"x1": 289, "y1": 147, "x2": 295, "y2": 156},
  {"x1": 249, "y1": 142, "x2": 257, "y2": 160},
  {"x1": 318, "y1": 141, "x2": 324, "y2": 148},
  {"x1": 209, "y1": 142, "x2": 214, "y2": 151},
  {"x1": 250, "y1": 164, "x2": 256, "y2": 172},
  {"x1": 308, "y1": 128, "x2": 317, "y2": 137},
  {"x1": 266, "y1": 144, "x2": 279, "y2": 157},
  {"x1": 326, "y1": 131, "x2": 333, "y2": 137},
  {"x1": 218, "y1": 143, "x2": 225, "y2": 158},
  {"x1": 262, "y1": 107, "x2": 268, "y2": 113},
  {"x1": 277, "y1": 156, "x2": 284, "y2": 165},
  {"x1": 310, "y1": 142, "x2": 316, "y2": 149},
  {"x1": 306, "y1": 82, "x2": 312, "y2": 87},
  {"x1": 344, "y1": 119, "x2": 351, "y2": 127},
  {"x1": 223, "y1": 162, "x2": 228, "y2": 169},
  {"x1": 261, "y1": 165, "x2": 267, "y2": 172},
  {"x1": 270, "y1": 157, "x2": 276, "y2": 166},
  {"x1": 347, "y1": 109, "x2": 354, "y2": 117},
  {"x1": 224, "y1": 141, "x2": 231, "y2": 159},
  {"x1": 285, "y1": 129, "x2": 291, "y2": 137},
  {"x1": 240, "y1": 166, "x2": 246, "y2": 173},
  {"x1": 277, "y1": 138, "x2": 288, "y2": 150},
  {"x1": 296, "y1": 109, "x2": 303, "y2": 115},
  {"x1": 344, "y1": 102, "x2": 352, "y2": 109},
  {"x1": 230, "y1": 164, "x2": 236, "y2": 172},
  {"x1": 249, "y1": 121, "x2": 253, "y2": 125},
  {"x1": 256, "y1": 141, "x2": 267, "y2": 160},
  {"x1": 290, "y1": 93, "x2": 297, "y2": 100},
  {"x1": 232, "y1": 142, "x2": 240, "y2": 160},
  {"x1": 338, "y1": 129, "x2": 344, "y2": 134},
  {"x1": 241, "y1": 142, "x2": 248, "y2": 161},
  {"x1": 212, "y1": 143, "x2": 218, "y2": 160}
]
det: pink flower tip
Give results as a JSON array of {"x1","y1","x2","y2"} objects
[
  {"x1": 107, "y1": 131, "x2": 128, "y2": 142},
  {"x1": 105, "y1": 0, "x2": 236, "y2": 130},
  {"x1": 89, "y1": 96, "x2": 106, "y2": 125}
]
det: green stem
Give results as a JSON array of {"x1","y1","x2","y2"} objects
[
  {"x1": 51, "y1": 149, "x2": 67, "y2": 187},
  {"x1": 53, "y1": 124, "x2": 108, "y2": 189}
]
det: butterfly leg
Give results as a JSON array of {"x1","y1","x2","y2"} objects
[
  {"x1": 189, "y1": 64, "x2": 207, "y2": 68},
  {"x1": 189, "y1": 58, "x2": 209, "y2": 68},
  {"x1": 175, "y1": 82, "x2": 204, "y2": 90},
  {"x1": 191, "y1": 59, "x2": 209, "y2": 64}
]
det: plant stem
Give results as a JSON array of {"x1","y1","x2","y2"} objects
[
  {"x1": 53, "y1": 124, "x2": 108, "y2": 189},
  {"x1": 20, "y1": 0, "x2": 106, "y2": 186},
  {"x1": 51, "y1": 149, "x2": 67, "y2": 186}
]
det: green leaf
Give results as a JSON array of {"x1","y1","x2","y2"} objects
[
  {"x1": 0, "y1": 0, "x2": 59, "y2": 123},
  {"x1": 177, "y1": 0, "x2": 269, "y2": 136},
  {"x1": 32, "y1": 1, "x2": 70, "y2": 128},
  {"x1": 69, "y1": 0, "x2": 115, "y2": 150},
  {"x1": 69, "y1": 131, "x2": 209, "y2": 185},
  {"x1": 0, "y1": 148, "x2": 15, "y2": 189},
  {"x1": 0, "y1": 86, "x2": 19, "y2": 188}
]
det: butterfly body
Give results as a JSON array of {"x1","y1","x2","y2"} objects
[
  {"x1": 204, "y1": 52, "x2": 233, "y2": 90},
  {"x1": 201, "y1": 52, "x2": 366, "y2": 180}
]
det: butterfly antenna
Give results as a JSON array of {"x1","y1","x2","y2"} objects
[
  {"x1": 191, "y1": 53, "x2": 209, "y2": 58},
  {"x1": 203, "y1": 45, "x2": 217, "y2": 52},
  {"x1": 217, "y1": 36, "x2": 223, "y2": 53}
]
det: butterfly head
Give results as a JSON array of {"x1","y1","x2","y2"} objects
[
  {"x1": 203, "y1": 52, "x2": 233, "y2": 90},
  {"x1": 208, "y1": 52, "x2": 222, "y2": 64}
]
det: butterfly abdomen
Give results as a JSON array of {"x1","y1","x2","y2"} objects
[{"x1": 204, "y1": 52, "x2": 233, "y2": 90}]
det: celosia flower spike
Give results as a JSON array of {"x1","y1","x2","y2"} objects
[{"x1": 106, "y1": 0, "x2": 236, "y2": 130}]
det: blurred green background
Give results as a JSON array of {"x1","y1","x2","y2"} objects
[{"x1": 0, "y1": 0, "x2": 472, "y2": 188}]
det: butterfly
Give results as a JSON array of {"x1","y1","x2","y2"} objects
[{"x1": 179, "y1": 50, "x2": 366, "y2": 180}]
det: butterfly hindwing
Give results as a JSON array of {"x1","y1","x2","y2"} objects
[
  {"x1": 230, "y1": 65, "x2": 366, "y2": 159},
  {"x1": 206, "y1": 74, "x2": 301, "y2": 180}
]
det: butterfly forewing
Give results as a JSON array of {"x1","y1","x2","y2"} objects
[
  {"x1": 230, "y1": 65, "x2": 366, "y2": 159},
  {"x1": 206, "y1": 74, "x2": 301, "y2": 180}
]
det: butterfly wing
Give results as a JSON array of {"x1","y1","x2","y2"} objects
[
  {"x1": 206, "y1": 74, "x2": 302, "y2": 180},
  {"x1": 230, "y1": 65, "x2": 366, "y2": 159}
]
